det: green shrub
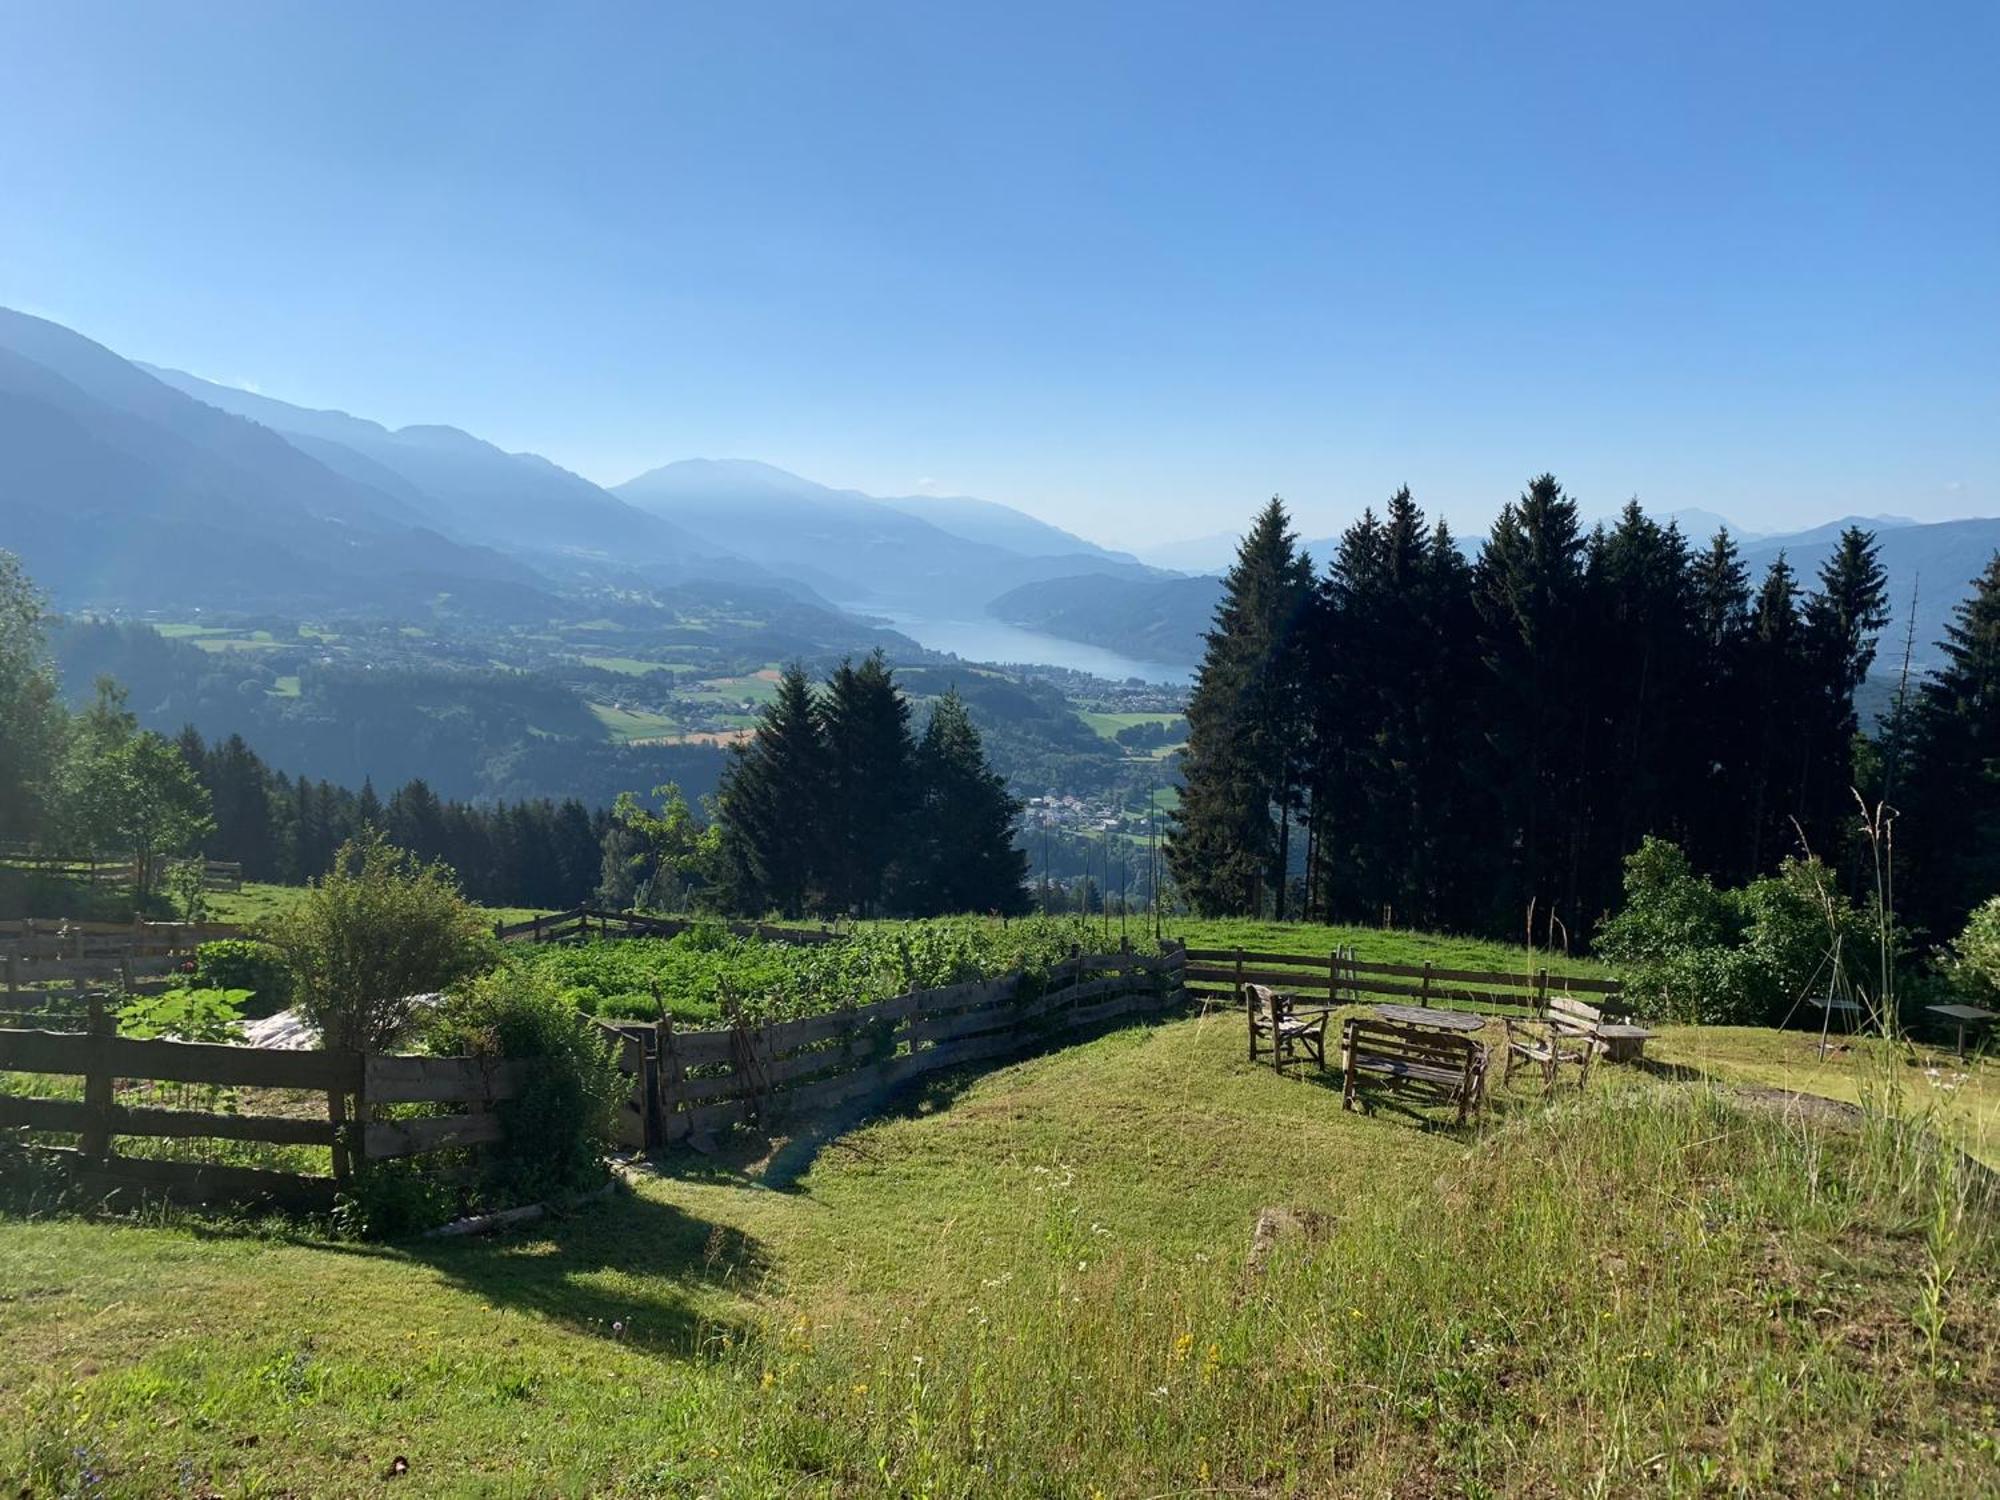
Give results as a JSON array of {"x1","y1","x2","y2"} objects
[
  {"x1": 1597, "y1": 838, "x2": 1880, "y2": 1026},
  {"x1": 332, "y1": 1157, "x2": 460, "y2": 1242},
  {"x1": 191, "y1": 939, "x2": 294, "y2": 1018},
  {"x1": 426, "y1": 969, "x2": 625, "y2": 1205},
  {"x1": 262, "y1": 831, "x2": 496, "y2": 1050},
  {"x1": 1946, "y1": 897, "x2": 2000, "y2": 1005}
]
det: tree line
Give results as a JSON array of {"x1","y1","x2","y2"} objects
[
  {"x1": 711, "y1": 654, "x2": 1029, "y2": 918},
  {"x1": 1168, "y1": 478, "x2": 2000, "y2": 945}
]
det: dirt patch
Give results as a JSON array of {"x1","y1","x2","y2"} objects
[{"x1": 1247, "y1": 1205, "x2": 1332, "y2": 1273}]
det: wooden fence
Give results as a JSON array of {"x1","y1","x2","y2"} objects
[
  {"x1": 495, "y1": 906, "x2": 844, "y2": 948},
  {"x1": 600, "y1": 942, "x2": 1188, "y2": 1150},
  {"x1": 1179, "y1": 945, "x2": 1623, "y2": 1016},
  {"x1": 0, "y1": 918, "x2": 248, "y2": 956},
  {"x1": 0, "y1": 844, "x2": 243, "y2": 893},
  {"x1": 0, "y1": 1005, "x2": 526, "y2": 1210}
]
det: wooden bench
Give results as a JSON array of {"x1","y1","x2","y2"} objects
[
  {"x1": 1246, "y1": 983, "x2": 1329, "y2": 1075},
  {"x1": 1503, "y1": 994, "x2": 1652, "y2": 1088},
  {"x1": 1340, "y1": 1016, "x2": 1488, "y2": 1123}
]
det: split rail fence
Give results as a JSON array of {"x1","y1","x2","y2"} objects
[
  {"x1": 495, "y1": 906, "x2": 843, "y2": 948},
  {"x1": 0, "y1": 1002, "x2": 525, "y2": 1210},
  {"x1": 600, "y1": 941, "x2": 1188, "y2": 1150},
  {"x1": 2, "y1": 920, "x2": 248, "y2": 1022},
  {"x1": 1180, "y1": 945, "x2": 1624, "y2": 1016},
  {"x1": 0, "y1": 844, "x2": 243, "y2": 893}
]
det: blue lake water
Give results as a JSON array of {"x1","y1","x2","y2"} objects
[{"x1": 859, "y1": 608, "x2": 1191, "y2": 685}]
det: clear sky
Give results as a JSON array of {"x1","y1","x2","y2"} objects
[{"x1": 1, "y1": 2, "x2": 1993, "y2": 546}]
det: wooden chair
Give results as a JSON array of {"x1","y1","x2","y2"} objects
[
  {"x1": 1340, "y1": 1016, "x2": 1489, "y2": 1124},
  {"x1": 1503, "y1": 994, "x2": 1605, "y2": 1090},
  {"x1": 1246, "y1": 983, "x2": 1329, "y2": 1075}
]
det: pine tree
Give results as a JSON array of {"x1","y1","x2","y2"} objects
[
  {"x1": 713, "y1": 663, "x2": 827, "y2": 916},
  {"x1": 1900, "y1": 551, "x2": 2000, "y2": 935},
  {"x1": 1167, "y1": 498, "x2": 1314, "y2": 916},
  {"x1": 1686, "y1": 530, "x2": 1753, "y2": 876},
  {"x1": 1472, "y1": 475, "x2": 1588, "y2": 930},
  {"x1": 1797, "y1": 527, "x2": 1889, "y2": 863},
  {"x1": 819, "y1": 651, "x2": 914, "y2": 917},
  {"x1": 905, "y1": 689, "x2": 1029, "y2": 915},
  {"x1": 1744, "y1": 556, "x2": 1807, "y2": 875}
]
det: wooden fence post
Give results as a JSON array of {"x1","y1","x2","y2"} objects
[
  {"x1": 1420, "y1": 961, "x2": 1433, "y2": 1007},
  {"x1": 81, "y1": 984, "x2": 112, "y2": 1161},
  {"x1": 1535, "y1": 967, "x2": 1549, "y2": 1016},
  {"x1": 329, "y1": 1053, "x2": 355, "y2": 1186},
  {"x1": 654, "y1": 1014, "x2": 679, "y2": 1150}
]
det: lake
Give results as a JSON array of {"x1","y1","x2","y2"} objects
[{"x1": 858, "y1": 608, "x2": 1192, "y2": 685}]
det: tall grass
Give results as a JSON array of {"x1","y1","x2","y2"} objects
[{"x1": 716, "y1": 1084, "x2": 1996, "y2": 1496}]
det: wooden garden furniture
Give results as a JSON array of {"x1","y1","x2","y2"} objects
[
  {"x1": 1340, "y1": 1015, "x2": 1489, "y2": 1123},
  {"x1": 1501, "y1": 994, "x2": 1640, "y2": 1090},
  {"x1": 1925, "y1": 1003, "x2": 1995, "y2": 1061},
  {"x1": 1246, "y1": 982, "x2": 1329, "y2": 1075}
]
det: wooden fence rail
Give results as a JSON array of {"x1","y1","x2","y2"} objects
[
  {"x1": 495, "y1": 906, "x2": 844, "y2": 947},
  {"x1": 0, "y1": 1014, "x2": 529, "y2": 1209},
  {"x1": 601, "y1": 942, "x2": 1188, "y2": 1151},
  {"x1": 1178, "y1": 944, "x2": 1622, "y2": 1015}
]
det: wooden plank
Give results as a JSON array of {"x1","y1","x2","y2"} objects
[
  {"x1": 0, "y1": 1030, "x2": 362, "y2": 1090},
  {"x1": 0, "y1": 1098, "x2": 341, "y2": 1147},
  {"x1": 663, "y1": 1029, "x2": 737, "y2": 1068},
  {"x1": 363, "y1": 1111, "x2": 506, "y2": 1159},
  {"x1": 49, "y1": 1148, "x2": 337, "y2": 1209},
  {"x1": 363, "y1": 1053, "x2": 528, "y2": 1104}
]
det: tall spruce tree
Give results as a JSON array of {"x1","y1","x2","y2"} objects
[
  {"x1": 1686, "y1": 529, "x2": 1754, "y2": 876},
  {"x1": 1900, "y1": 551, "x2": 2000, "y2": 935},
  {"x1": 0, "y1": 551, "x2": 65, "y2": 846},
  {"x1": 904, "y1": 689, "x2": 1029, "y2": 915},
  {"x1": 713, "y1": 663, "x2": 827, "y2": 916},
  {"x1": 1472, "y1": 475, "x2": 1588, "y2": 931},
  {"x1": 1167, "y1": 498, "x2": 1314, "y2": 916},
  {"x1": 1797, "y1": 527, "x2": 1890, "y2": 864},
  {"x1": 1744, "y1": 556, "x2": 1808, "y2": 876},
  {"x1": 819, "y1": 651, "x2": 915, "y2": 917}
]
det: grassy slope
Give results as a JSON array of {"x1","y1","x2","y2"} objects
[
  {"x1": 1171, "y1": 914, "x2": 1617, "y2": 980},
  {"x1": 2, "y1": 1013, "x2": 1993, "y2": 1496},
  {"x1": 206, "y1": 882, "x2": 547, "y2": 931}
]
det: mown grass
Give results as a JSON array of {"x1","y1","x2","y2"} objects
[
  {"x1": 204, "y1": 882, "x2": 547, "y2": 931},
  {"x1": 1170, "y1": 913, "x2": 1618, "y2": 981},
  {"x1": 2, "y1": 1012, "x2": 1994, "y2": 1496}
]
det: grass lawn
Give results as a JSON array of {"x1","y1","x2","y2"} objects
[
  {"x1": 1171, "y1": 913, "x2": 1617, "y2": 981},
  {"x1": 2, "y1": 1012, "x2": 1993, "y2": 1496},
  {"x1": 205, "y1": 882, "x2": 549, "y2": 933}
]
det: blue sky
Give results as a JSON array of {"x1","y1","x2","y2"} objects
[{"x1": 1, "y1": 1, "x2": 1993, "y2": 545}]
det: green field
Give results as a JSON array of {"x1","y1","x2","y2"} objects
[
  {"x1": 578, "y1": 654, "x2": 684, "y2": 677},
  {"x1": 1078, "y1": 709, "x2": 1186, "y2": 741},
  {"x1": 1, "y1": 1011, "x2": 1992, "y2": 1496},
  {"x1": 204, "y1": 881, "x2": 548, "y2": 933},
  {"x1": 587, "y1": 701, "x2": 681, "y2": 742}
]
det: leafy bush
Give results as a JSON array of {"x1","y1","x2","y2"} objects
[
  {"x1": 1946, "y1": 896, "x2": 2000, "y2": 1005},
  {"x1": 332, "y1": 1157, "x2": 460, "y2": 1242},
  {"x1": 261, "y1": 831, "x2": 496, "y2": 1051},
  {"x1": 426, "y1": 969, "x2": 625, "y2": 1205},
  {"x1": 1597, "y1": 837, "x2": 1880, "y2": 1026},
  {"x1": 190, "y1": 939, "x2": 294, "y2": 1018},
  {"x1": 117, "y1": 986, "x2": 248, "y2": 1043}
]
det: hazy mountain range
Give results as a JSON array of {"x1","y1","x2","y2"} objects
[
  {"x1": 0, "y1": 308, "x2": 1162, "y2": 626},
  {"x1": 1, "y1": 305, "x2": 1991, "y2": 681}
]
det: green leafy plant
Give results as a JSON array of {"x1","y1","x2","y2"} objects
[
  {"x1": 261, "y1": 831, "x2": 495, "y2": 1051},
  {"x1": 117, "y1": 986, "x2": 249, "y2": 1043},
  {"x1": 425, "y1": 968, "x2": 625, "y2": 1205},
  {"x1": 1945, "y1": 895, "x2": 2000, "y2": 1006},
  {"x1": 190, "y1": 938, "x2": 295, "y2": 1018}
]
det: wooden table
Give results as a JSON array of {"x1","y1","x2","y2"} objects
[
  {"x1": 1926, "y1": 1003, "x2": 1996, "y2": 1061},
  {"x1": 1593, "y1": 1022, "x2": 1655, "y2": 1063},
  {"x1": 1371, "y1": 1004, "x2": 1487, "y2": 1033}
]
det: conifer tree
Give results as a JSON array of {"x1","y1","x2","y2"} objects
[
  {"x1": 1743, "y1": 556, "x2": 1807, "y2": 876},
  {"x1": 1472, "y1": 475, "x2": 1588, "y2": 929},
  {"x1": 1167, "y1": 498, "x2": 1313, "y2": 916},
  {"x1": 713, "y1": 663, "x2": 827, "y2": 916},
  {"x1": 904, "y1": 689, "x2": 1029, "y2": 915},
  {"x1": 1900, "y1": 551, "x2": 2000, "y2": 934},
  {"x1": 819, "y1": 651, "x2": 914, "y2": 917},
  {"x1": 1797, "y1": 527, "x2": 1889, "y2": 862},
  {"x1": 0, "y1": 551, "x2": 65, "y2": 846}
]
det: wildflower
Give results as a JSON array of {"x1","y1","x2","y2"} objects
[
  {"x1": 1199, "y1": 1460, "x2": 1212, "y2": 1483},
  {"x1": 761, "y1": 1370, "x2": 776, "y2": 1389},
  {"x1": 852, "y1": 1383, "x2": 869, "y2": 1397},
  {"x1": 1171, "y1": 1331, "x2": 1194, "y2": 1364}
]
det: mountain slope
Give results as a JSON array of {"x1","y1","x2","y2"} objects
[
  {"x1": 615, "y1": 458, "x2": 1155, "y2": 610},
  {"x1": 0, "y1": 312, "x2": 544, "y2": 613},
  {"x1": 987, "y1": 572, "x2": 1223, "y2": 667},
  {"x1": 141, "y1": 364, "x2": 740, "y2": 584},
  {"x1": 877, "y1": 492, "x2": 1133, "y2": 563}
]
